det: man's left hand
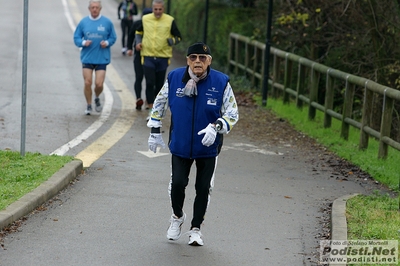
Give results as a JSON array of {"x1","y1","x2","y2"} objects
[
  {"x1": 198, "y1": 123, "x2": 217, "y2": 147},
  {"x1": 148, "y1": 133, "x2": 166, "y2": 153},
  {"x1": 100, "y1": 40, "x2": 108, "y2": 48}
]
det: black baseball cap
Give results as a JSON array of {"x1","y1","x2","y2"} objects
[{"x1": 187, "y1": 42, "x2": 211, "y2": 56}]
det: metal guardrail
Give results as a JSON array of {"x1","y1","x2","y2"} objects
[{"x1": 228, "y1": 32, "x2": 400, "y2": 159}]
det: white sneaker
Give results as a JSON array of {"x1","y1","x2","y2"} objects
[
  {"x1": 85, "y1": 105, "x2": 92, "y2": 115},
  {"x1": 94, "y1": 97, "x2": 102, "y2": 112},
  {"x1": 167, "y1": 213, "x2": 186, "y2": 240},
  {"x1": 188, "y1": 228, "x2": 204, "y2": 246}
]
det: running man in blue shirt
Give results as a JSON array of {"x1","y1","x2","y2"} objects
[{"x1": 73, "y1": 0, "x2": 117, "y2": 115}]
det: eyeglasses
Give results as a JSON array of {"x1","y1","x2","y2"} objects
[{"x1": 188, "y1": 54, "x2": 209, "y2": 62}]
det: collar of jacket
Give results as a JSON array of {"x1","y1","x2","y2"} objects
[{"x1": 181, "y1": 66, "x2": 211, "y2": 83}]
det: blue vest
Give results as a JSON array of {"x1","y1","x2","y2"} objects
[{"x1": 167, "y1": 67, "x2": 229, "y2": 158}]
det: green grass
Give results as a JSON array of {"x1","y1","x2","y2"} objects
[
  {"x1": 0, "y1": 150, "x2": 74, "y2": 211},
  {"x1": 346, "y1": 193, "x2": 399, "y2": 240},
  {"x1": 346, "y1": 193, "x2": 400, "y2": 266}
]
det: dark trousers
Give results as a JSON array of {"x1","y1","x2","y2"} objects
[
  {"x1": 143, "y1": 57, "x2": 169, "y2": 105},
  {"x1": 133, "y1": 51, "x2": 143, "y2": 99},
  {"x1": 120, "y1": 19, "x2": 132, "y2": 48},
  {"x1": 169, "y1": 154, "x2": 217, "y2": 229}
]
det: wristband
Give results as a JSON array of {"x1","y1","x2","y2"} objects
[
  {"x1": 151, "y1": 127, "x2": 161, "y2": 133},
  {"x1": 213, "y1": 120, "x2": 223, "y2": 132}
]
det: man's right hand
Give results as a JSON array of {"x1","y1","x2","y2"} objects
[
  {"x1": 84, "y1": 40, "x2": 92, "y2": 46},
  {"x1": 148, "y1": 133, "x2": 166, "y2": 153}
]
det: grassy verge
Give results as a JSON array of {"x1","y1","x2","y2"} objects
[
  {"x1": 346, "y1": 193, "x2": 399, "y2": 266},
  {"x1": 0, "y1": 150, "x2": 74, "y2": 211}
]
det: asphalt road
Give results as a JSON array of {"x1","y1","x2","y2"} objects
[{"x1": 0, "y1": 0, "x2": 371, "y2": 265}]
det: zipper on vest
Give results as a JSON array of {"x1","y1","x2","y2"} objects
[{"x1": 189, "y1": 97, "x2": 196, "y2": 159}]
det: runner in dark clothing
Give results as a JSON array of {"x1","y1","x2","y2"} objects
[
  {"x1": 118, "y1": 0, "x2": 138, "y2": 55},
  {"x1": 127, "y1": 8, "x2": 152, "y2": 110}
]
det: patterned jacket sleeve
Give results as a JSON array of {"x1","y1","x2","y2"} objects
[
  {"x1": 218, "y1": 82, "x2": 239, "y2": 134},
  {"x1": 146, "y1": 79, "x2": 169, "y2": 128}
]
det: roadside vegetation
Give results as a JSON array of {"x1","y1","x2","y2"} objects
[
  {"x1": 346, "y1": 193, "x2": 400, "y2": 266},
  {"x1": 0, "y1": 150, "x2": 74, "y2": 211}
]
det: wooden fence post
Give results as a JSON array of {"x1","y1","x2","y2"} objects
[
  {"x1": 244, "y1": 41, "x2": 249, "y2": 80},
  {"x1": 251, "y1": 45, "x2": 258, "y2": 88},
  {"x1": 324, "y1": 69, "x2": 334, "y2": 128},
  {"x1": 308, "y1": 64, "x2": 320, "y2": 120},
  {"x1": 272, "y1": 54, "x2": 280, "y2": 98},
  {"x1": 341, "y1": 76, "x2": 355, "y2": 140},
  {"x1": 234, "y1": 38, "x2": 239, "y2": 76},
  {"x1": 228, "y1": 34, "x2": 232, "y2": 75},
  {"x1": 283, "y1": 53, "x2": 292, "y2": 104},
  {"x1": 260, "y1": 47, "x2": 266, "y2": 96},
  {"x1": 378, "y1": 89, "x2": 394, "y2": 159},
  {"x1": 296, "y1": 62, "x2": 305, "y2": 109},
  {"x1": 359, "y1": 80, "x2": 373, "y2": 150}
]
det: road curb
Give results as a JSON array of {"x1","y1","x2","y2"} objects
[
  {"x1": 0, "y1": 159, "x2": 83, "y2": 230},
  {"x1": 329, "y1": 193, "x2": 359, "y2": 266}
]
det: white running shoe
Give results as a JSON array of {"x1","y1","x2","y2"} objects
[
  {"x1": 85, "y1": 105, "x2": 92, "y2": 115},
  {"x1": 167, "y1": 213, "x2": 186, "y2": 240},
  {"x1": 188, "y1": 228, "x2": 204, "y2": 246},
  {"x1": 94, "y1": 98, "x2": 102, "y2": 112}
]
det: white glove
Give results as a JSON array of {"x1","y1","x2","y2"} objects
[
  {"x1": 197, "y1": 123, "x2": 217, "y2": 147},
  {"x1": 148, "y1": 133, "x2": 166, "y2": 153}
]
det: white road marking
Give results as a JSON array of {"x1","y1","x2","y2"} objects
[
  {"x1": 50, "y1": 87, "x2": 113, "y2": 156},
  {"x1": 223, "y1": 143, "x2": 284, "y2": 155},
  {"x1": 138, "y1": 148, "x2": 170, "y2": 158}
]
